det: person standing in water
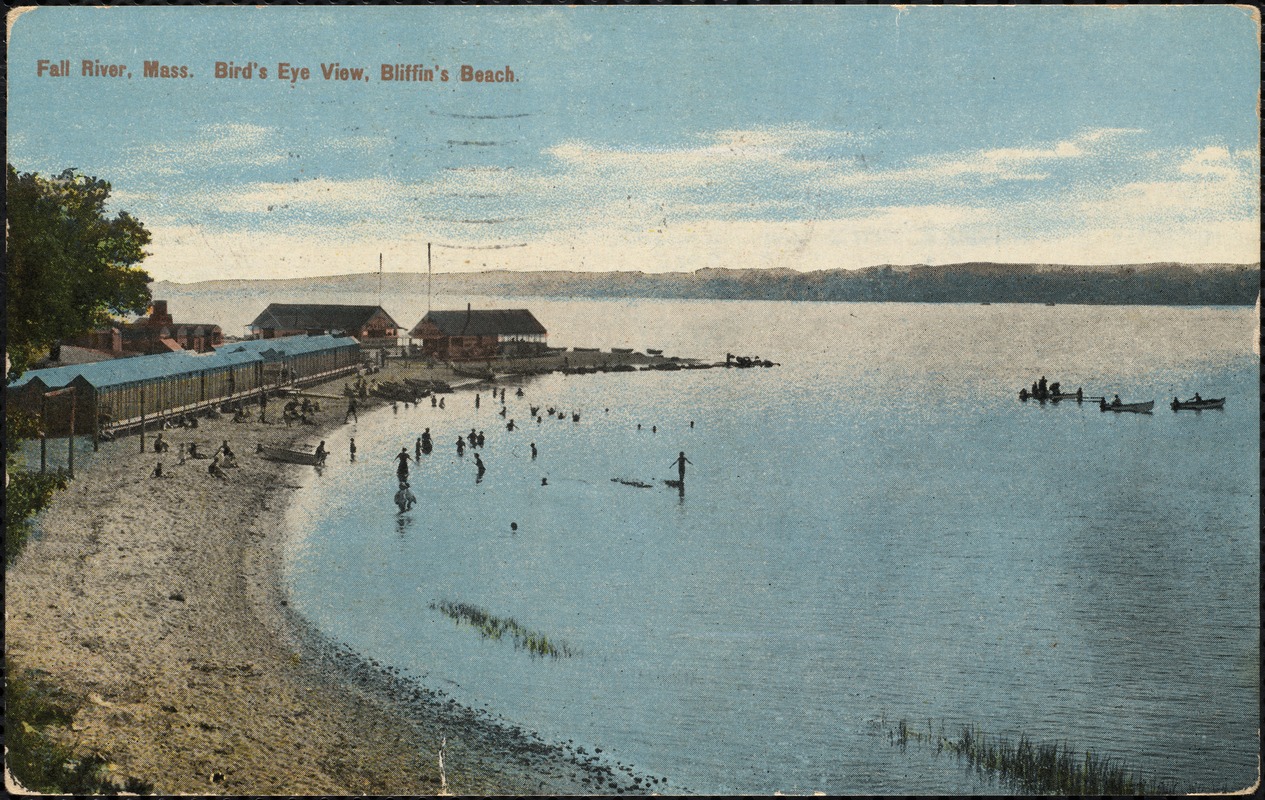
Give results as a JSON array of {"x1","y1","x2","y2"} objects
[
  {"x1": 421, "y1": 428, "x2": 432, "y2": 454},
  {"x1": 415, "y1": 437, "x2": 423, "y2": 461},
  {"x1": 349, "y1": 437, "x2": 357, "y2": 462},
  {"x1": 456, "y1": 437, "x2": 465, "y2": 456},
  {"x1": 672, "y1": 451, "x2": 693, "y2": 483},
  {"x1": 474, "y1": 452, "x2": 486, "y2": 476},
  {"x1": 395, "y1": 447, "x2": 411, "y2": 480},
  {"x1": 530, "y1": 442, "x2": 537, "y2": 460}
]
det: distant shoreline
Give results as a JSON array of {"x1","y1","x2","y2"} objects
[{"x1": 152, "y1": 262, "x2": 1261, "y2": 308}]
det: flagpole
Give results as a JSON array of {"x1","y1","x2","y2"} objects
[{"x1": 427, "y1": 242, "x2": 432, "y2": 314}]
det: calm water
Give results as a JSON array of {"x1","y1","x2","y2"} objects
[{"x1": 285, "y1": 300, "x2": 1259, "y2": 794}]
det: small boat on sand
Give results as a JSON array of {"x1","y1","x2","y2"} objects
[
  {"x1": 646, "y1": 348, "x2": 663, "y2": 356},
  {"x1": 257, "y1": 443, "x2": 326, "y2": 465},
  {"x1": 1171, "y1": 397, "x2": 1225, "y2": 411},
  {"x1": 1099, "y1": 399, "x2": 1154, "y2": 414}
]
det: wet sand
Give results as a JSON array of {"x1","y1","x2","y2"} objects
[{"x1": 5, "y1": 372, "x2": 650, "y2": 795}]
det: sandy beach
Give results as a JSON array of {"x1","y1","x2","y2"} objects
[{"x1": 5, "y1": 369, "x2": 647, "y2": 795}]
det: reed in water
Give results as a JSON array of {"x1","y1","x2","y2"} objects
[
  {"x1": 887, "y1": 718, "x2": 1177, "y2": 796},
  {"x1": 429, "y1": 600, "x2": 576, "y2": 659}
]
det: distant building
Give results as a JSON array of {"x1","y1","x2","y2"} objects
[
  {"x1": 60, "y1": 300, "x2": 223, "y2": 359},
  {"x1": 409, "y1": 305, "x2": 547, "y2": 361},
  {"x1": 247, "y1": 303, "x2": 399, "y2": 341}
]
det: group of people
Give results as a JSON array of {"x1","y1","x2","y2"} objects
[{"x1": 151, "y1": 438, "x2": 237, "y2": 481}]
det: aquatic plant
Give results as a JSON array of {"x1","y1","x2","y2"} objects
[
  {"x1": 886, "y1": 717, "x2": 1176, "y2": 796},
  {"x1": 429, "y1": 600, "x2": 577, "y2": 658}
]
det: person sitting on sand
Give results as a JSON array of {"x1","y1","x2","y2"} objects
[
  {"x1": 154, "y1": 433, "x2": 169, "y2": 453},
  {"x1": 217, "y1": 440, "x2": 238, "y2": 467},
  {"x1": 208, "y1": 454, "x2": 229, "y2": 481},
  {"x1": 188, "y1": 443, "x2": 209, "y2": 459},
  {"x1": 151, "y1": 461, "x2": 165, "y2": 478},
  {"x1": 438, "y1": 397, "x2": 445, "y2": 409}
]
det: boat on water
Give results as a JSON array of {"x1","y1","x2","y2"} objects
[
  {"x1": 1099, "y1": 399, "x2": 1154, "y2": 414},
  {"x1": 646, "y1": 348, "x2": 664, "y2": 356},
  {"x1": 257, "y1": 443, "x2": 326, "y2": 465},
  {"x1": 1171, "y1": 396, "x2": 1226, "y2": 411}
]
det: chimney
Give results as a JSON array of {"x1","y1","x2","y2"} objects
[{"x1": 150, "y1": 300, "x2": 172, "y2": 326}]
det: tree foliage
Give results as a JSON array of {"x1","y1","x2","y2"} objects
[{"x1": 6, "y1": 165, "x2": 153, "y2": 376}]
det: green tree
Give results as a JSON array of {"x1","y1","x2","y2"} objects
[{"x1": 5, "y1": 165, "x2": 152, "y2": 377}]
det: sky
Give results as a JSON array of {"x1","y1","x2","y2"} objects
[{"x1": 6, "y1": 5, "x2": 1260, "y2": 283}]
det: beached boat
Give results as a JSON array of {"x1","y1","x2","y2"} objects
[
  {"x1": 447, "y1": 362, "x2": 495, "y2": 381},
  {"x1": 257, "y1": 443, "x2": 325, "y2": 465},
  {"x1": 1170, "y1": 397, "x2": 1225, "y2": 411},
  {"x1": 611, "y1": 347, "x2": 634, "y2": 354},
  {"x1": 646, "y1": 348, "x2": 663, "y2": 356},
  {"x1": 1098, "y1": 399, "x2": 1154, "y2": 414}
]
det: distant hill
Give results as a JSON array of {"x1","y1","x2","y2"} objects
[{"x1": 155, "y1": 262, "x2": 1260, "y2": 307}]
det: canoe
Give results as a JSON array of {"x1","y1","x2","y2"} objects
[
  {"x1": 1098, "y1": 399, "x2": 1154, "y2": 414},
  {"x1": 1171, "y1": 397, "x2": 1225, "y2": 411},
  {"x1": 257, "y1": 444, "x2": 325, "y2": 465}
]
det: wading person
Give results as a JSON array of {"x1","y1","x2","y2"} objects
[
  {"x1": 395, "y1": 447, "x2": 411, "y2": 481},
  {"x1": 349, "y1": 437, "x2": 357, "y2": 462},
  {"x1": 672, "y1": 451, "x2": 692, "y2": 484}
]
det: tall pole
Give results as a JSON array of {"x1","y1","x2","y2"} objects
[
  {"x1": 378, "y1": 252, "x2": 383, "y2": 307},
  {"x1": 40, "y1": 394, "x2": 47, "y2": 474},
  {"x1": 67, "y1": 389, "x2": 75, "y2": 479},
  {"x1": 427, "y1": 242, "x2": 432, "y2": 314}
]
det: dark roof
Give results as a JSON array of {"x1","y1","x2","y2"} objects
[
  {"x1": 249, "y1": 304, "x2": 398, "y2": 332},
  {"x1": 412, "y1": 309, "x2": 546, "y2": 337}
]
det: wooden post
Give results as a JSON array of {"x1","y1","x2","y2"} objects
[
  {"x1": 40, "y1": 393, "x2": 47, "y2": 474},
  {"x1": 68, "y1": 389, "x2": 75, "y2": 479},
  {"x1": 139, "y1": 384, "x2": 146, "y2": 454}
]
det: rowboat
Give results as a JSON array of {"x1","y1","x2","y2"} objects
[
  {"x1": 646, "y1": 348, "x2": 663, "y2": 356},
  {"x1": 1098, "y1": 399, "x2": 1154, "y2": 414},
  {"x1": 1171, "y1": 397, "x2": 1225, "y2": 411},
  {"x1": 257, "y1": 443, "x2": 325, "y2": 465}
]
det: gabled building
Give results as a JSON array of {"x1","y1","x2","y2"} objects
[
  {"x1": 61, "y1": 300, "x2": 224, "y2": 358},
  {"x1": 409, "y1": 305, "x2": 547, "y2": 361},
  {"x1": 247, "y1": 303, "x2": 399, "y2": 341}
]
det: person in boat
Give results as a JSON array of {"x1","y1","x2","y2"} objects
[
  {"x1": 1193, "y1": 392, "x2": 1202, "y2": 402},
  {"x1": 1049, "y1": 381, "x2": 1061, "y2": 396},
  {"x1": 1112, "y1": 394, "x2": 1122, "y2": 406},
  {"x1": 1030, "y1": 381, "x2": 1039, "y2": 398},
  {"x1": 1076, "y1": 387, "x2": 1083, "y2": 401},
  {"x1": 672, "y1": 451, "x2": 693, "y2": 484},
  {"x1": 349, "y1": 437, "x2": 357, "y2": 462},
  {"x1": 395, "y1": 448, "x2": 411, "y2": 480},
  {"x1": 1038, "y1": 376, "x2": 1047, "y2": 395}
]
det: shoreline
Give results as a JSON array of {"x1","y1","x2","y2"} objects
[{"x1": 5, "y1": 365, "x2": 651, "y2": 795}]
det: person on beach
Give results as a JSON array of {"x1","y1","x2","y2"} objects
[
  {"x1": 516, "y1": 387, "x2": 524, "y2": 398},
  {"x1": 499, "y1": 407, "x2": 507, "y2": 418},
  {"x1": 672, "y1": 451, "x2": 693, "y2": 484},
  {"x1": 177, "y1": 442, "x2": 187, "y2": 465},
  {"x1": 431, "y1": 395, "x2": 437, "y2": 408},
  {"x1": 258, "y1": 392, "x2": 268, "y2": 423},
  {"x1": 530, "y1": 442, "x2": 537, "y2": 460},
  {"x1": 438, "y1": 397, "x2": 445, "y2": 409},
  {"x1": 349, "y1": 437, "x2": 357, "y2": 462},
  {"x1": 209, "y1": 454, "x2": 229, "y2": 481},
  {"x1": 392, "y1": 401, "x2": 399, "y2": 415},
  {"x1": 456, "y1": 437, "x2": 465, "y2": 456},
  {"x1": 395, "y1": 448, "x2": 411, "y2": 480},
  {"x1": 475, "y1": 393, "x2": 480, "y2": 409},
  {"x1": 153, "y1": 433, "x2": 168, "y2": 453},
  {"x1": 314, "y1": 441, "x2": 328, "y2": 465},
  {"x1": 217, "y1": 440, "x2": 237, "y2": 467},
  {"x1": 345, "y1": 398, "x2": 358, "y2": 423},
  {"x1": 151, "y1": 461, "x2": 164, "y2": 478},
  {"x1": 189, "y1": 443, "x2": 209, "y2": 459}
]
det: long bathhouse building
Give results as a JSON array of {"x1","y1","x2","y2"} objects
[
  {"x1": 409, "y1": 305, "x2": 547, "y2": 361},
  {"x1": 7, "y1": 334, "x2": 361, "y2": 436}
]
